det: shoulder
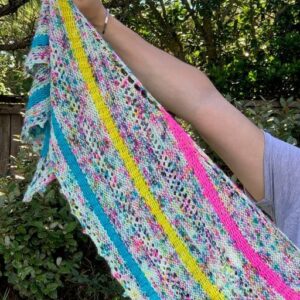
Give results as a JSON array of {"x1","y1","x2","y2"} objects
[
  {"x1": 261, "y1": 130, "x2": 300, "y2": 247},
  {"x1": 263, "y1": 130, "x2": 300, "y2": 200},
  {"x1": 263, "y1": 131, "x2": 300, "y2": 164}
]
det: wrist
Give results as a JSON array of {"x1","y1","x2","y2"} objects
[{"x1": 91, "y1": 5, "x2": 106, "y2": 32}]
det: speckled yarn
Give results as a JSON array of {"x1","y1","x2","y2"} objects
[{"x1": 20, "y1": 0, "x2": 300, "y2": 299}]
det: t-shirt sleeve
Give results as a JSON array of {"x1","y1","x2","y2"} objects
[{"x1": 256, "y1": 130, "x2": 300, "y2": 248}]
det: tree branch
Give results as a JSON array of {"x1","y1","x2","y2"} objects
[
  {"x1": 0, "y1": 36, "x2": 32, "y2": 51},
  {"x1": 180, "y1": 0, "x2": 203, "y2": 34},
  {"x1": 158, "y1": 0, "x2": 167, "y2": 21},
  {"x1": 146, "y1": 0, "x2": 186, "y2": 60},
  {"x1": 0, "y1": 0, "x2": 30, "y2": 18},
  {"x1": 274, "y1": 5, "x2": 290, "y2": 23}
]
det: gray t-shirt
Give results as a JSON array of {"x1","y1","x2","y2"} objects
[{"x1": 255, "y1": 131, "x2": 300, "y2": 249}]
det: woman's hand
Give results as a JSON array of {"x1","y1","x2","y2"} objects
[{"x1": 73, "y1": 0, "x2": 106, "y2": 30}]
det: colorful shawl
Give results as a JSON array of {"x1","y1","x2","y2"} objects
[{"x1": 20, "y1": 0, "x2": 300, "y2": 299}]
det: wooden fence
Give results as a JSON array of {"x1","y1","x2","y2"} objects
[{"x1": 0, "y1": 102, "x2": 25, "y2": 176}]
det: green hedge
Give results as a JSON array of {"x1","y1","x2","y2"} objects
[{"x1": 0, "y1": 148, "x2": 128, "y2": 300}]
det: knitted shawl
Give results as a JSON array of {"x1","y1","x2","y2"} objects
[{"x1": 20, "y1": 0, "x2": 300, "y2": 299}]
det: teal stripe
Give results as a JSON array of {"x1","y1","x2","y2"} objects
[
  {"x1": 40, "y1": 120, "x2": 51, "y2": 158},
  {"x1": 27, "y1": 83, "x2": 50, "y2": 109},
  {"x1": 51, "y1": 109, "x2": 160, "y2": 300},
  {"x1": 31, "y1": 34, "x2": 49, "y2": 47}
]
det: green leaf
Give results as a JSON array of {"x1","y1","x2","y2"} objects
[
  {"x1": 4, "y1": 236, "x2": 10, "y2": 246},
  {"x1": 279, "y1": 97, "x2": 286, "y2": 107},
  {"x1": 64, "y1": 222, "x2": 77, "y2": 233},
  {"x1": 46, "y1": 282, "x2": 59, "y2": 292},
  {"x1": 30, "y1": 221, "x2": 44, "y2": 229},
  {"x1": 56, "y1": 257, "x2": 62, "y2": 266}
]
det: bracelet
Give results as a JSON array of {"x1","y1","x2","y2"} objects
[{"x1": 102, "y1": 8, "x2": 109, "y2": 34}]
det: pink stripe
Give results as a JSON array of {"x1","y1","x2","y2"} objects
[{"x1": 162, "y1": 109, "x2": 300, "y2": 299}]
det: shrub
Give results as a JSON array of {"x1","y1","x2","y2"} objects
[{"x1": 0, "y1": 146, "x2": 128, "y2": 300}]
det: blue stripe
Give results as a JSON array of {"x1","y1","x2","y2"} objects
[
  {"x1": 51, "y1": 110, "x2": 160, "y2": 300},
  {"x1": 27, "y1": 83, "x2": 50, "y2": 110},
  {"x1": 40, "y1": 120, "x2": 51, "y2": 158},
  {"x1": 31, "y1": 34, "x2": 49, "y2": 47}
]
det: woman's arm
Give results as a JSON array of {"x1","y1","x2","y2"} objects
[{"x1": 74, "y1": 0, "x2": 265, "y2": 201}]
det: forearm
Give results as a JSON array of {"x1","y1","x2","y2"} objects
[
  {"x1": 94, "y1": 12, "x2": 220, "y2": 124},
  {"x1": 90, "y1": 7, "x2": 264, "y2": 201}
]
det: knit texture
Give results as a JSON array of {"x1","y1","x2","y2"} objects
[{"x1": 20, "y1": 1, "x2": 300, "y2": 299}]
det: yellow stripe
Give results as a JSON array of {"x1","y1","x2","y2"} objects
[{"x1": 58, "y1": 1, "x2": 225, "y2": 299}]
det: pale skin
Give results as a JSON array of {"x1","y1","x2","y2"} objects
[{"x1": 73, "y1": 0, "x2": 265, "y2": 202}]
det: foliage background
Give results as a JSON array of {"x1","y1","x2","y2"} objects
[{"x1": 0, "y1": 0, "x2": 299, "y2": 299}]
